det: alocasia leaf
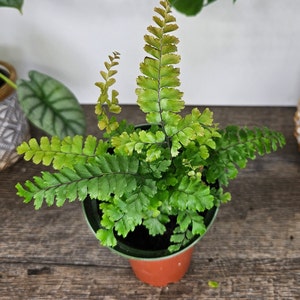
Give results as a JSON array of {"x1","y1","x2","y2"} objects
[{"x1": 17, "y1": 71, "x2": 86, "y2": 138}]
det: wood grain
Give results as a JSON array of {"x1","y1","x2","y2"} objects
[{"x1": 0, "y1": 105, "x2": 299, "y2": 299}]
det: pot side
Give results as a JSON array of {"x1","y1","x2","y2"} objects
[{"x1": 0, "y1": 61, "x2": 30, "y2": 171}]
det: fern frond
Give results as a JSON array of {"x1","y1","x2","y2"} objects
[
  {"x1": 17, "y1": 135, "x2": 109, "y2": 170},
  {"x1": 169, "y1": 175, "x2": 215, "y2": 212},
  {"x1": 111, "y1": 129, "x2": 166, "y2": 162},
  {"x1": 205, "y1": 126, "x2": 286, "y2": 186},
  {"x1": 15, "y1": 155, "x2": 141, "y2": 209},
  {"x1": 97, "y1": 178, "x2": 159, "y2": 247},
  {"x1": 136, "y1": 0, "x2": 184, "y2": 126},
  {"x1": 163, "y1": 108, "x2": 220, "y2": 157},
  {"x1": 95, "y1": 51, "x2": 121, "y2": 133},
  {"x1": 169, "y1": 206, "x2": 222, "y2": 253}
]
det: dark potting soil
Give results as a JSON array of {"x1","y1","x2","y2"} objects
[
  {"x1": 115, "y1": 210, "x2": 209, "y2": 252},
  {"x1": 116, "y1": 216, "x2": 178, "y2": 251},
  {"x1": 88, "y1": 194, "x2": 214, "y2": 253}
]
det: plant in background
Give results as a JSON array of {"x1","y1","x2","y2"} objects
[
  {"x1": 170, "y1": 0, "x2": 237, "y2": 16},
  {"x1": 0, "y1": 0, "x2": 23, "y2": 12},
  {"x1": 0, "y1": 0, "x2": 237, "y2": 16},
  {"x1": 15, "y1": 0, "x2": 285, "y2": 254},
  {"x1": 0, "y1": 70, "x2": 86, "y2": 138}
]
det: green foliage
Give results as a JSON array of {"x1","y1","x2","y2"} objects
[
  {"x1": 17, "y1": 135, "x2": 109, "y2": 170},
  {"x1": 15, "y1": 0, "x2": 285, "y2": 255},
  {"x1": 136, "y1": 0, "x2": 184, "y2": 126},
  {"x1": 0, "y1": 0, "x2": 23, "y2": 11},
  {"x1": 170, "y1": 0, "x2": 237, "y2": 16},
  {"x1": 204, "y1": 126, "x2": 286, "y2": 186},
  {"x1": 17, "y1": 71, "x2": 86, "y2": 138},
  {"x1": 95, "y1": 52, "x2": 122, "y2": 134},
  {"x1": 16, "y1": 155, "x2": 141, "y2": 209},
  {"x1": 0, "y1": 0, "x2": 236, "y2": 16},
  {"x1": 208, "y1": 280, "x2": 219, "y2": 288}
]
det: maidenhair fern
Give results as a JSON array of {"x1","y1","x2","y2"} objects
[
  {"x1": 16, "y1": 154, "x2": 142, "y2": 209},
  {"x1": 15, "y1": 0, "x2": 285, "y2": 254},
  {"x1": 204, "y1": 126, "x2": 286, "y2": 187},
  {"x1": 95, "y1": 51, "x2": 121, "y2": 134},
  {"x1": 136, "y1": 1, "x2": 184, "y2": 125},
  {"x1": 17, "y1": 135, "x2": 109, "y2": 170}
]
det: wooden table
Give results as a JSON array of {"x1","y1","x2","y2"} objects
[{"x1": 1, "y1": 105, "x2": 299, "y2": 299}]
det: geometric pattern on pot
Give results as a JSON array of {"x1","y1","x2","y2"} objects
[{"x1": 0, "y1": 92, "x2": 30, "y2": 171}]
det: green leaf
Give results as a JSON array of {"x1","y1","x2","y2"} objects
[
  {"x1": 206, "y1": 126, "x2": 286, "y2": 186},
  {"x1": 143, "y1": 218, "x2": 166, "y2": 236},
  {"x1": 0, "y1": 0, "x2": 23, "y2": 11},
  {"x1": 169, "y1": 0, "x2": 204, "y2": 16},
  {"x1": 208, "y1": 280, "x2": 219, "y2": 288},
  {"x1": 17, "y1": 135, "x2": 109, "y2": 170},
  {"x1": 136, "y1": 0, "x2": 184, "y2": 127},
  {"x1": 170, "y1": 0, "x2": 238, "y2": 16},
  {"x1": 99, "y1": 178, "x2": 158, "y2": 240},
  {"x1": 95, "y1": 52, "x2": 121, "y2": 134},
  {"x1": 169, "y1": 226, "x2": 195, "y2": 253},
  {"x1": 170, "y1": 176, "x2": 214, "y2": 211},
  {"x1": 177, "y1": 211, "x2": 192, "y2": 232},
  {"x1": 136, "y1": 76, "x2": 159, "y2": 90},
  {"x1": 17, "y1": 71, "x2": 86, "y2": 138},
  {"x1": 96, "y1": 229, "x2": 117, "y2": 247},
  {"x1": 15, "y1": 155, "x2": 141, "y2": 208}
]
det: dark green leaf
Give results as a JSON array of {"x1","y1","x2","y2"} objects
[
  {"x1": 0, "y1": 0, "x2": 23, "y2": 11},
  {"x1": 17, "y1": 71, "x2": 86, "y2": 138},
  {"x1": 169, "y1": 0, "x2": 204, "y2": 16}
]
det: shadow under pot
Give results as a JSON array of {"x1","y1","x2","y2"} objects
[{"x1": 0, "y1": 61, "x2": 30, "y2": 171}]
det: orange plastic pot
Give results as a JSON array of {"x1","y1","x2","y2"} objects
[{"x1": 129, "y1": 245, "x2": 194, "y2": 287}]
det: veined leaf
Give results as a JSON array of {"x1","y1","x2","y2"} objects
[{"x1": 17, "y1": 71, "x2": 86, "y2": 138}]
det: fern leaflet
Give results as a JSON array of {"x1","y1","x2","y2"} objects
[{"x1": 17, "y1": 135, "x2": 109, "y2": 170}]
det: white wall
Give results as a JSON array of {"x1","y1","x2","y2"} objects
[{"x1": 1, "y1": 0, "x2": 300, "y2": 106}]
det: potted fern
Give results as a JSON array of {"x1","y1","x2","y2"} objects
[{"x1": 15, "y1": 0, "x2": 285, "y2": 287}]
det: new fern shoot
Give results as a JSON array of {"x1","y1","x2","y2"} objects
[{"x1": 15, "y1": 0, "x2": 285, "y2": 254}]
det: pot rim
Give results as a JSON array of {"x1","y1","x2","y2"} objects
[{"x1": 82, "y1": 196, "x2": 219, "y2": 261}]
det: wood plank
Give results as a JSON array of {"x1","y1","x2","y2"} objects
[{"x1": 1, "y1": 259, "x2": 299, "y2": 299}]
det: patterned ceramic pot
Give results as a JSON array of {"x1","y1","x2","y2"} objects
[{"x1": 0, "y1": 61, "x2": 30, "y2": 171}]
